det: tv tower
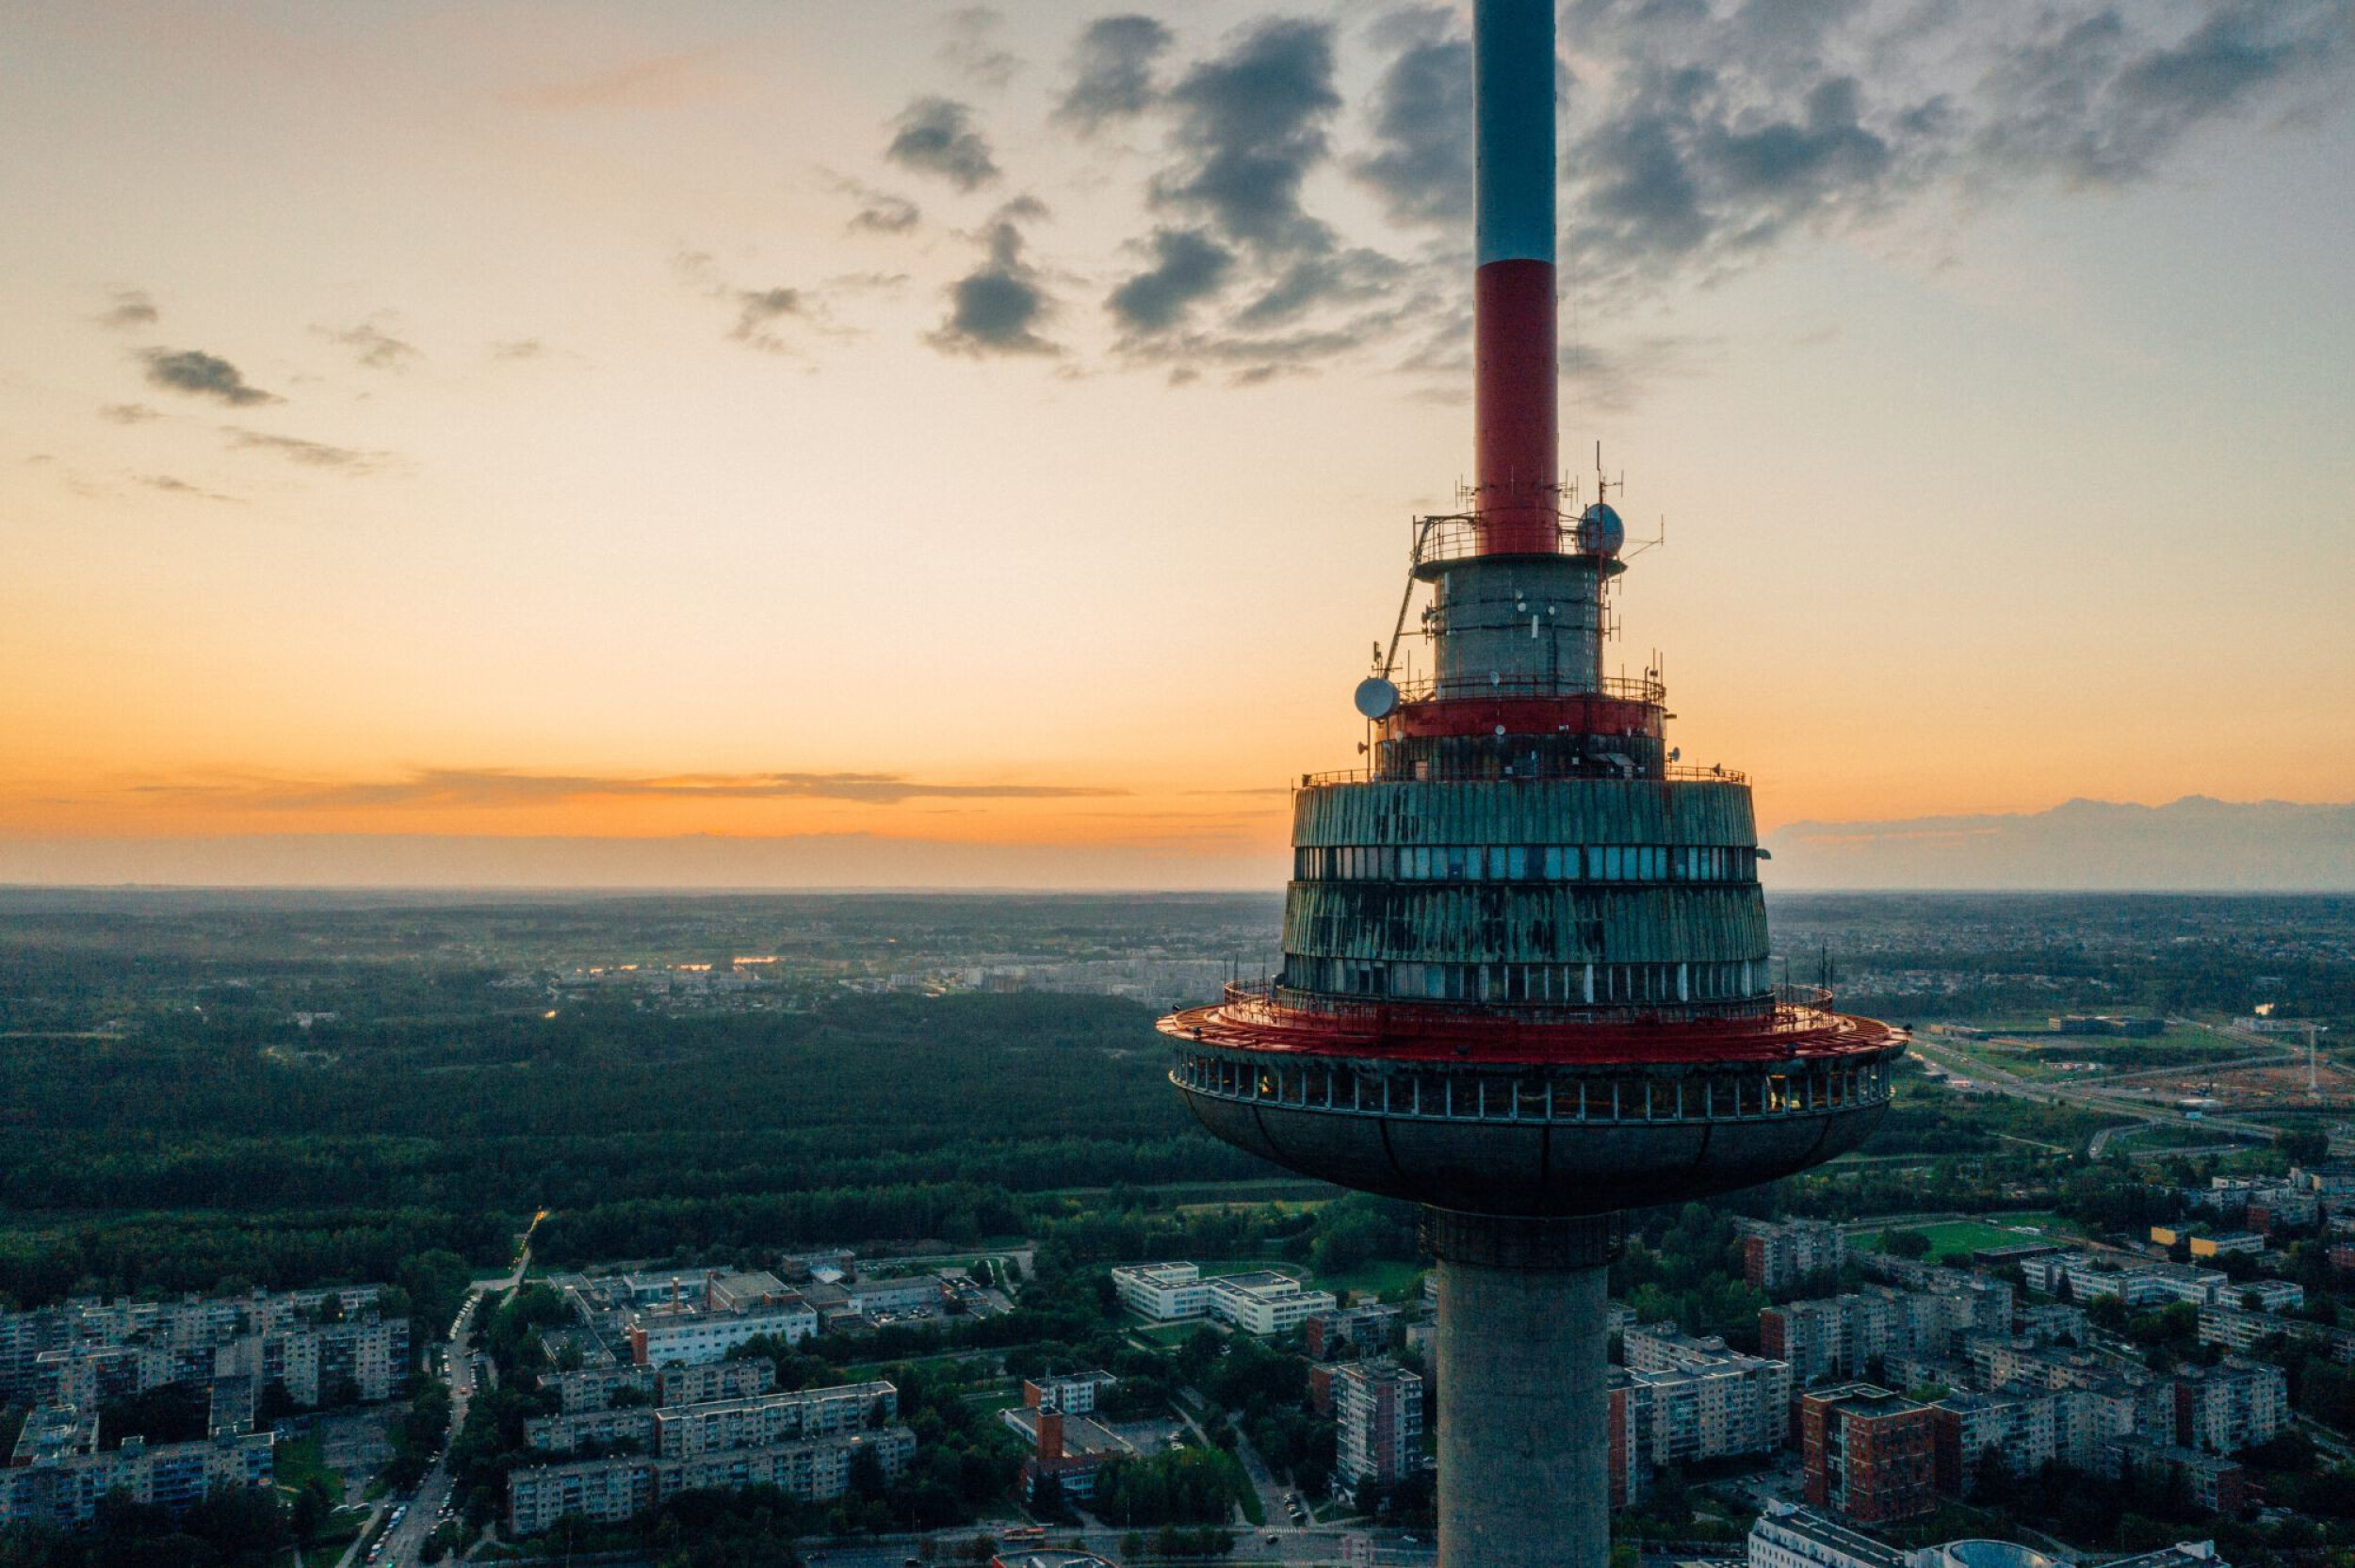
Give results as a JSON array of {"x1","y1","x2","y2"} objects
[{"x1": 1159, "y1": 4, "x2": 1908, "y2": 1564}]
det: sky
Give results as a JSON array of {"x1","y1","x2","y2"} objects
[{"x1": 4, "y1": 0, "x2": 2352, "y2": 888}]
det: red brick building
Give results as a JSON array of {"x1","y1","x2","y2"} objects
[{"x1": 1799, "y1": 1384, "x2": 1935, "y2": 1527}]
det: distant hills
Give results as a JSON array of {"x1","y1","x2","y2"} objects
[{"x1": 1763, "y1": 797, "x2": 2355, "y2": 891}]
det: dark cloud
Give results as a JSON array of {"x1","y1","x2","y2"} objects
[
  {"x1": 223, "y1": 428, "x2": 392, "y2": 474},
  {"x1": 885, "y1": 96, "x2": 1000, "y2": 191},
  {"x1": 940, "y1": 7, "x2": 1020, "y2": 89},
  {"x1": 97, "y1": 289, "x2": 159, "y2": 329},
  {"x1": 1974, "y1": 0, "x2": 2354, "y2": 186},
  {"x1": 98, "y1": 403, "x2": 161, "y2": 425},
  {"x1": 142, "y1": 767, "x2": 1121, "y2": 811},
  {"x1": 141, "y1": 348, "x2": 278, "y2": 406},
  {"x1": 318, "y1": 317, "x2": 418, "y2": 371},
  {"x1": 1351, "y1": 8, "x2": 1473, "y2": 227},
  {"x1": 929, "y1": 202, "x2": 1060, "y2": 358},
  {"x1": 1055, "y1": 14, "x2": 1175, "y2": 132},
  {"x1": 1107, "y1": 228, "x2": 1236, "y2": 334},
  {"x1": 1554, "y1": 0, "x2": 2355, "y2": 302},
  {"x1": 1237, "y1": 249, "x2": 1407, "y2": 327},
  {"x1": 1154, "y1": 20, "x2": 1342, "y2": 254}
]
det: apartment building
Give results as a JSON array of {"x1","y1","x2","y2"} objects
[
  {"x1": 2198, "y1": 1302, "x2": 2355, "y2": 1363},
  {"x1": 1621, "y1": 1324, "x2": 1793, "y2": 1460},
  {"x1": 1741, "y1": 1220, "x2": 1849, "y2": 1295},
  {"x1": 1928, "y1": 1387, "x2": 2059, "y2": 1495},
  {"x1": 507, "y1": 1427, "x2": 916, "y2": 1536},
  {"x1": 1334, "y1": 1360, "x2": 1422, "y2": 1490},
  {"x1": 2170, "y1": 1360, "x2": 2288, "y2": 1456},
  {"x1": 1798, "y1": 1385, "x2": 1936, "y2": 1527},
  {"x1": 1023, "y1": 1370, "x2": 1118, "y2": 1415},
  {"x1": 0, "y1": 1431, "x2": 275, "y2": 1531}
]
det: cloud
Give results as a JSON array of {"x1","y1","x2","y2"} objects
[
  {"x1": 141, "y1": 348, "x2": 278, "y2": 406},
  {"x1": 98, "y1": 403, "x2": 161, "y2": 425},
  {"x1": 139, "y1": 767, "x2": 1123, "y2": 811},
  {"x1": 1351, "y1": 8, "x2": 1473, "y2": 227},
  {"x1": 1107, "y1": 228, "x2": 1236, "y2": 334},
  {"x1": 729, "y1": 287, "x2": 804, "y2": 353},
  {"x1": 223, "y1": 428, "x2": 393, "y2": 474},
  {"x1": 940, "y1": 7, "x2": 1021, "y2": 90},
  {"x1": 929, "y1": 202, "x2": 1060, "y2": 358},
  {"x1": 1552, "y1": 0, "x2": 2355, "y2": 304},
  {"x1": 137, "y1": 474, "x2": 238, "y2": 504},
  {"x1": 1973, "y1": 1, "x2": 2355, "y2": 186},
  {"x1": 885, "y1": 96, "x2": 1000, "y2": 191},
  {"x1": 490, "y1": 339, "x2": 548, "y2": 360},
  {"x1": 850, "y1": 189, "x2": 920, "y2": 234},
  {"x1": 1055, "y1": 14, "x2": 1174, "y2": 132},
  {"x1": 97, "y1": 289, "x2": 159, "y2": 329},
  {"x1": 317, "y1": 316, "x2": 419, "y2": 371},
  {"x1": 1153, "y1": 19, "x2": 1342, "y2": 255},
  {"x1": 518, "y1": 51, "x2": 731, "y2": 111}
]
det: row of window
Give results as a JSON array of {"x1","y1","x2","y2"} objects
[
  {"x1": 1295, "y1": 843, "x2": 1757, "y2": 885},
  {"x1": 1288, "y1": 957, "x2": 1762, "y2": 1005},
  {"x1": 1176, "y1": 1052, "x2": 1892, "y2": 1123}
]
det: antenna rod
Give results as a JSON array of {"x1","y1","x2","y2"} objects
[{"x1": 1472, "y1": 0, "x2": 1557, "y2": 556}]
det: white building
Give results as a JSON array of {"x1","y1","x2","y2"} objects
[
  {"x1": 1206, "y1": 1271, "x2": 1338, "y2": 1336},
  {"x1": 1747, "y1": 1502, "x2": 2226, "y2": 1568},
  {"x1": 1112, "y1": 1263, "x2": 1213, "y2": 1322},
  {"x1": 626, "y1": 1298, "x2": 816, "y2": 1366},
  {"x1": 1621, "y1": 1324, "x2": 1793, "y2": 1460}
]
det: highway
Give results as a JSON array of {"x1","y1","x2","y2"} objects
[{"x1": 1906, "y1": 1033, "x2": 2282, "y2": 1156}]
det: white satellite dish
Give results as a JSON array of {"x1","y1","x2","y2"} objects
[{"x1": 1354, "y1": 677, "x2": 1401, "y2": 720}]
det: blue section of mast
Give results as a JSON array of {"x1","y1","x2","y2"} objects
[{"x1": 1474, "y1": 0, "x2": 1557, "y2": 268}]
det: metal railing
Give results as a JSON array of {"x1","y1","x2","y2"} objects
[
  {"x1": 1208, "y1": 978, "x2": 1847, "y2": 1040},
  {"x1": 1412, "y1": 511, "x2": 1614, "y2": 571},
  {"x1": 1297, "y1": 762, "x2": 1749, "y2": 787},
  {"x1": 1389, "y1": 671, "x2": 1665, "y2": 705}
]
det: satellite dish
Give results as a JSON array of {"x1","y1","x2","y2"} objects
[
  {"x1": 1669, "y1": 747, "x2": 1681, "y2": 763},
  {"x1": 1354, "y1": 677, "x2": 1401, "y2": 720}
]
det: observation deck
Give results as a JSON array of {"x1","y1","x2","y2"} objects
[{"x1": 1161, "y1": 983, "x2": 1904, "y2": 1216}]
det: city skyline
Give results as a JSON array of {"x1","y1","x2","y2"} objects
[{"x1": 8, "y1": 1, "x2": 2353, "y2": 887}]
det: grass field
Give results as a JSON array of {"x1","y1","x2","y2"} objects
[
  {"x1": 1861, "y1": 1219, "x2": 2058, "y2": 1263},
  {"x1": 1318, "y1": 1258, "x2": 1426, "y2": 1302}
]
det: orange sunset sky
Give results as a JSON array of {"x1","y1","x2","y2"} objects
[{"x1": 4, "y1": 2, "x2": 2352, "y2": 886}]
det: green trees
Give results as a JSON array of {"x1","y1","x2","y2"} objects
[{"x1": 1093, "y1": 1447, "x2": 1250, "y2": 1528}]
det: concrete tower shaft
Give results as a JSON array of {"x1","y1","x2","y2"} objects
[{"x1": 1160, "y1": 4, "x2": 1907, "y2": 1563}]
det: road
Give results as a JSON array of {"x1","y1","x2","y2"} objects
[
  {"x1": 794, "y1": 1528, "x2": 1437, "y2": 1565},
  {"x1": 1908, "y1": 1034, "x2": 2281, "y2": 1155},
  {"x1": 370, "y1": 1213, "x2": 542, "y2": 1568}
]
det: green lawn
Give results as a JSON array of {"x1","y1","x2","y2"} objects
[
  {"x1": 1316, "y1": 1259, "x2": 1426, "y2": 1302},
  {"x1": 1862, "y1": 1220, "x2": 2054, "y2": 1263}
]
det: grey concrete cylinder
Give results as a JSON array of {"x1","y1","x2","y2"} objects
[{"x1": 1429, "y1": 1213, "x2": 1614, "y2": 1567}]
